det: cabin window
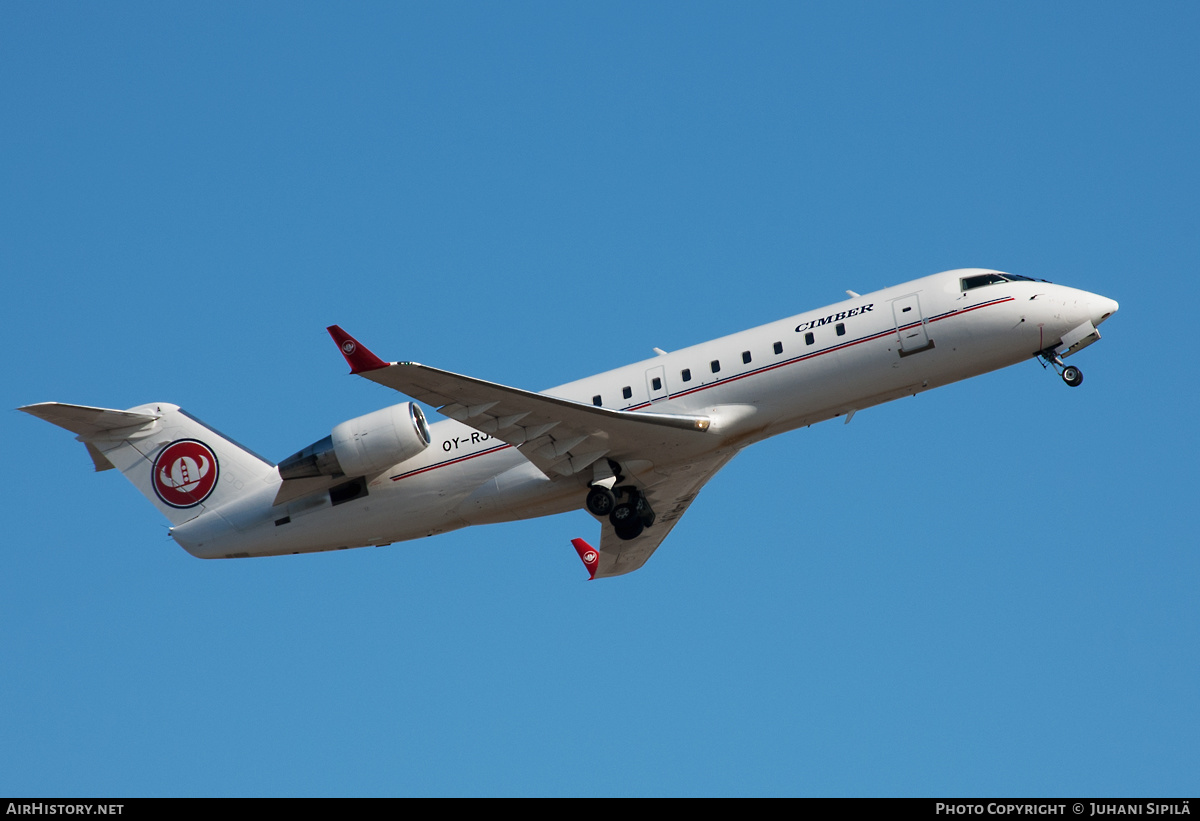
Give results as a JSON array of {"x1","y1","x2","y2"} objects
[
  {"x1": 805, "y1": 332, "x2": 814, "y2": 345},
  {"x1": 742, "y1": 351, "x2": 752, "y2": 364},
  {"x1": 836, "y1": 323, "x2": 846, "y2": 336},
  {"x1": 651, "y1": 377, "x2": 662, "y2": 391},
  {"x1": 592, "y1": 395, "x2": 602, "y2": 407},
  {"x1": 622, "y1": 386, "x2": 632, "y2": 399},
  {"x1": 711, "y1": 360, "x2": 721, "y2": 374},
  {"x1": 681, "y1": 368, "x2": 692, "y2": 382},
  {"x1": 773, "y1": 341, "x2": 783, "y2": 355}
]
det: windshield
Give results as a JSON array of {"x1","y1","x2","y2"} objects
[{"x1": 960, "y1": 272, "x2": 1049, "y2": 291}]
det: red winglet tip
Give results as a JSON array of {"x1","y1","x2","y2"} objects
[
  {"x1": 326, "y1": 325, "x2": 389, "y2": 374},
  {"x1": 572, "y1": 538, "x2": 599, "y2": 580}
]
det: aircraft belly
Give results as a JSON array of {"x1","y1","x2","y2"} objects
[
  {"x1": 456, "y1": 460, "x2": 580, "y2": 526},
  {"x1": 177, "y1": 492, "x2": 466, "y2": 559},
  {"x1": 178, "y1": 446, "x2": 527, "y2": 558}
]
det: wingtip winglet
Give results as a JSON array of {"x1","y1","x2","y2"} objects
[
  {"x1": 326, "y1": 325, "x2": 390, "y2": 374},
  {"x1": 571, "y1": 537, "x2": 599, "y2": 580}
]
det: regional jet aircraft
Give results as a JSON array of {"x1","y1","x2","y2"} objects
[{"x1": 21, "y1": 269, "x2": 1118, "y2": 578}]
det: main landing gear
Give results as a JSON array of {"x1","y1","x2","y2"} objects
[
  {"x1": 1037, "y1": 348, "x2": 1084, "y2": 388},
  {"x1": 585, "y1": 485, "x2": 616, "y2": 517},
  {"x1": 583, "y1": 460, "x2": 656, "y2": 541}
]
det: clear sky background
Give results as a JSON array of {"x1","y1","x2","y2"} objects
[{"x1": 3, "y1": 2, "x2": 1197, "y2": 797}]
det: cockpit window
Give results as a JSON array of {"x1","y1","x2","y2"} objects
[
  {"x1": 960, "y1": 272, "x2": 1049, "y2": 291},
  {"x1": 961, "y1": 273, "x2": 1009, "y2": 291}
]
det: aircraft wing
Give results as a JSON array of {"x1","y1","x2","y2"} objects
[
  {"x1": 575, "y1": 449, "x2": 739, "y2": 578},
  {"x1": 327, "y1": 326, "x2": 713, "y2": 479}
]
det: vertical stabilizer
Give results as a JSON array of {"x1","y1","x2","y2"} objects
[{"x1": 19, "y1": 402, "x2": 278, "y2": 527}]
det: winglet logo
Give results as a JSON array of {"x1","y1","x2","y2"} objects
[
  {"x1": 341, "y1": 340, "x2": 356, "y2": 355},
  {"x1": 571, "y1": 538, "x2": 600, "y2": 579},
  {"x1": 153, "y1": 440, "x2": 219, "y2": 508}
]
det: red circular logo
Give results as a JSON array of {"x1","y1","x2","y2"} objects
[
  {"x1": 153, "y1": 439, "x2": 219, "y2": 508},
  {"x1": 583, "y1": 551, "x2": 598, "y2": 564}
]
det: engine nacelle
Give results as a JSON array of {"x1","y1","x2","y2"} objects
[{"x1": 278, "y1": 402, "x2": 431, "y2": 480}]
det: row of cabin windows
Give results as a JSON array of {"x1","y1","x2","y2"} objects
[
  {"x1": 590, "y1": 327, "x2": 843, "y2": 407},
  {"x1": 803, "y1": 323, "x2": 846, "y2": 345}
]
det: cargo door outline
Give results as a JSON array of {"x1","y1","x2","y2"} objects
[{"x1": 892, "y1": 294, "x2": 935, "y2": 356}]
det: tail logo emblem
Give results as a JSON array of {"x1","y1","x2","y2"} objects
[
  {"x1": 153, "y1": 440, "x2": 220, "y2": 508},
  {"x1": 342, "y1": 340, "x2": 356, "y2": 355}
]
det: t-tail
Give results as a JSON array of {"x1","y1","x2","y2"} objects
[{"x1": 18, "y1": 402, "x2": 278, "y2": 540}]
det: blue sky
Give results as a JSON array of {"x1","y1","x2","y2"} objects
[{"x1": 3, "y1": 1, "x2": 1197, "y2": 796}]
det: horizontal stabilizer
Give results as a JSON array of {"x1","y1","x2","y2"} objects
[
  {"x1": 19, "y1": 402, "x2": 160, "y2": 437},
  {"x1": 84, "y1": 442, "x2": 117, "y2": 472}
]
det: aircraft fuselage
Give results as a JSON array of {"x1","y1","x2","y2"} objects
[{"x1": 168, "y1": 268, "x2": 1118, "y2": 560}]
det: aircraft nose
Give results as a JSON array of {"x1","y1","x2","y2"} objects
[{"x1": 1091, "y1": 295, "x2": 1119, "y2": 326}]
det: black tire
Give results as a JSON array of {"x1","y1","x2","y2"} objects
[
  {"x1": 609, "y1": 502, "x2": 636, "y2": 527},
  {"x1": 1062, "y1": 366, "x2": 1083, "y2": 387},
  {"x1": 585, "y1": 486, "x2": 616, "y2": 517},
  {"x1": 614, "y1": 518, "x2": 645, "y2": 541}
]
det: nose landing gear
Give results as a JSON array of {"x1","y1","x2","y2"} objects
[{"x1": 1037, "y1": 348, "x2": 1084, "y2": 388}]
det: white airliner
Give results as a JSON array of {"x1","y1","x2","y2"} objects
[{"x1": 22, "y1": 268, "x2": 1117, "y2": 579}]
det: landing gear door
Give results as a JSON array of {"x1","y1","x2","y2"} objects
[
  {"x1": 892, "y1": 294, "x2": 933, "y2": 356},
  {"x1": 645, "y1": 365, "x2": 668, "y2": 403}
]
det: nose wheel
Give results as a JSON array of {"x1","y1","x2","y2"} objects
[{"x1": 1037, "y1": 348, "x2": 1084, "y2": 388}]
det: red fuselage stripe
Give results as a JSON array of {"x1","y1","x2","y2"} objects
[
  {"x1": 390, "y1": 443, "x2": 513, "y2": 482},
  {"x1": 389, "y1": 295, "x2": 1015, "y2": 479}
]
